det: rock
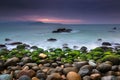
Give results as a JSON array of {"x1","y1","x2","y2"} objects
[
  {"x1": 43, "y1": 63, "x2": 51, "y2": 67},
  {"x1": 83, "y1": 76, "x2": 91, "y2": 80},
  {"x1": 25, "y1": 63, "x2": 37, "y2": 68},
  {"x1": 63, "y1": 67, "x2": 78, "y2": 75},
  {"x1": 31, "y1": 46, "x2": 38, "y2": 49},
  {"x1": 5, "y1": 38, "x2": 11, "y2": 41},
  {"x1": 101, "y1": 75, "x2": 117, "y2": 80},
  {"x1": 46, "y1": 73, "x2": 62, "y2": 80},
  {"x1": 88, "y1": 60, "x2": 97, "y2": 67},
  {"x1": 90, "y1": 73, "x2": 101, "y2": 80},
  {"x1": 80, "y1": 46, "x2": 87, "y2": 53},
  {"x1": 116, "y1": 76, "x2": 120, "y2": 80},
  {"x1": 97, "y1": 63, "x2": 112, "y2": 73},
  {"x1": 22, "y1": 66, "x2": 29, "y2": 70},
  {"x1": 32, "y1": 66, "x2": 40, "y2": 71},
  {"x1": 7, "y1": 66, "x2": 21, "y2": 70},
  {"x1": 102, "y1": 42, "x2": 111, "y2": 46},
  {"x1": 73, "y1": 61, "x2": 88, "y2": 69},
  {"x1": 0, "y1": 74, "x2": 12, "y2": 80},
  {"x1": 47, "y1": 68, "x2": 57, "y2": 75},
  {"x1": 39, "y1": 53, "x2": 47, "y2": 59},
  {"x1": 66, "y1": 71, "x2": 81, "y2": 80},
  {"x1": 51, "y1": 63, "x2": 58, "y2": 68},
  {"x1": 0, "y1": 44, "x2": 6, "y2": 48},
  {"x1": 36, "y1": 72, "x2": 46, "y2": 79},
  {"x1": 52, "y1": 28, "x2": 72, "y2": 33},
  {"x1": 64, "y1": 63, "x2": 73, "y2": 67},
  {"x1": 111, "y1": 65, "x2": 118, "y2": 71},
  {"x1": 8, "y1": 42, "x2": 22, "y2": 45},
  {"x1": 18, "y1": 75, "x2": 31, "y2": 80},
  {"x1": 4, "y1": 57, "x2": 20, "y2": 66},
  {"x1": 106, "y1": 71, "x2": 115, "y2": 75},
  {"x1": 115, "y1": 71, "x2": 120, "y2": 76},
  {"x1": 32, "y1": 77, "x2": 39, "y2": 80},
  {"x1": 47, "y1": 38, "x2": 57, "y2": 42},
  {"x1": 113, "y1": 27, "x2": 117, "y2": 30},
  {"x1": 97, "y1": 38, "x2": 102, "y2": 41},
  {"x1": 91, "y1": 69, "x2": 100, "y2": 74},
  {"x1": 17, "y1": 70, "x2": 36, "y2": 78},
  {"x1": 0, "y1": 60, "x2": 4, "y2": 70},
  {"x1": 21, "y1": 57, "x2": 31, "y2": 63},
  {"x1": 78, "y1": 65, "x2": 93, "y2": 77}
]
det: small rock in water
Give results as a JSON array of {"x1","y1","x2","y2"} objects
[
  {"x1": 18, "y1": 75, "x2": 31, "y2": 80},
  {"x1": 66, "y1": 71, "x2": 81, "y2": 80},
  {"x1": 0, "y1": 74, "x2": 12, "y2": 80}
]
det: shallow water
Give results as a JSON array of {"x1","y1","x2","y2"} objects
[{"x1": 0, "y1": 22, "x2": 120, "y2": 50}]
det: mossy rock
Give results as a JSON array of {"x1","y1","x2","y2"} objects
[{"x1": 101, "y1": 55, "x2": 120, "y2": 65}]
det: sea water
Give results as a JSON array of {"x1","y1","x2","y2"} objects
[{"x1": 0, "y1": 22, "x2": 120, "y2": 50}]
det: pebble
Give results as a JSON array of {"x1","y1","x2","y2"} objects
[
  {"x1": 18, "y1": 75, "x2": 31, "y2": 80},
  {"x1": 66, "y1": 71, "x2": 81, "y2": 80},
  {"x1": 0, "y1": 74, "x2": 12, "y2": 80}
]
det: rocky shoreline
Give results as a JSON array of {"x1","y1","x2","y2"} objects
[{"x1": 0, "y1": 42, "x2": 120, "y2": 80}]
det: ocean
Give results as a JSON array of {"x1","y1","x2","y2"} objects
[{"x1": 0, "y1": 22, "x2": 120, "y2": 50}]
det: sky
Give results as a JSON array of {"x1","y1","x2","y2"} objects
[{"x1": 0, "y1": 0, "x2": 120, "y2": 24}]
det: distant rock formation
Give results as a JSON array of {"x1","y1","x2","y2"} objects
[{"x1": 52, "y1": 28, "x2": 72, "y2": 33}]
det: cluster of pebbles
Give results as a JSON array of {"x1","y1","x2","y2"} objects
[{"x1": 0, "y1": 56, "x2": 120, "y2": 80}]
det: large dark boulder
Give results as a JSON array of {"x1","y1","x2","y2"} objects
[
  {"x1": 52, "y1": 28, "x2": 72, "y2": 33},
  {"x1": 102, "y1": 42, "x2": 111, "y2": 46},
  {"x1": 0, "y1": 44, "x2": 6, "y2": 48}
]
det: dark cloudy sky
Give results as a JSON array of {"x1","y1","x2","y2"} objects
[{"x1": 0, "y1": 0, "x2": 120, "y2": 24}]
